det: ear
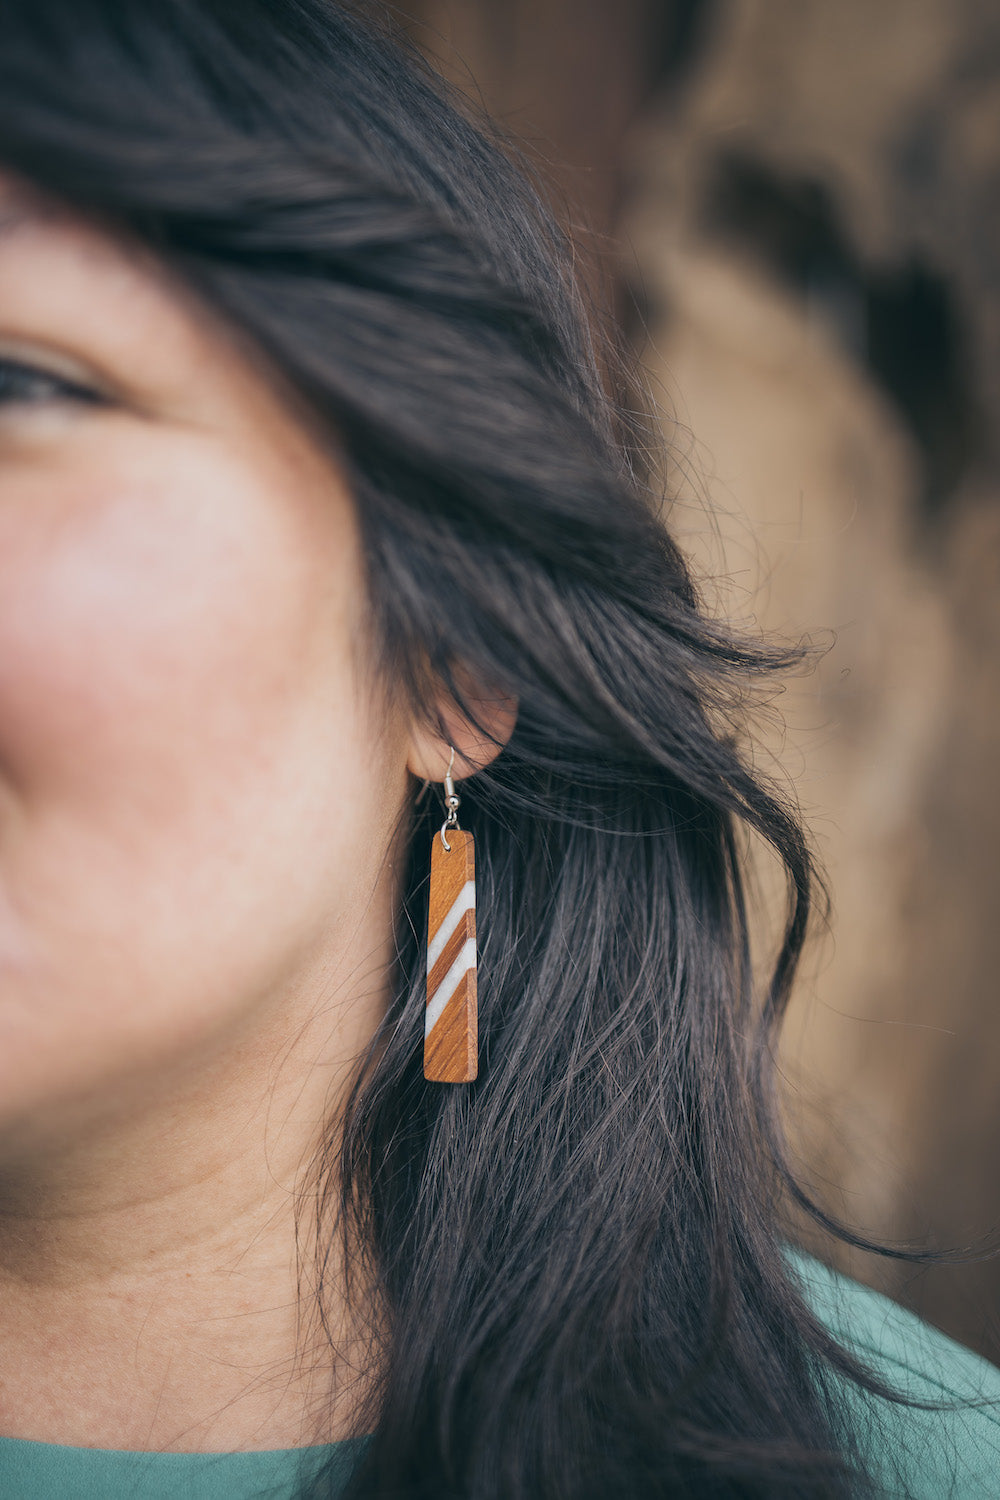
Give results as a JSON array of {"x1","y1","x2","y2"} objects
[{"x1": 406, "y1": 680, "x2": 518, "y2": 784}]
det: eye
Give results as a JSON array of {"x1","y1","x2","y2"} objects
[{"x1": 0, "y1": 356, "x2": 106, "y2": 409}]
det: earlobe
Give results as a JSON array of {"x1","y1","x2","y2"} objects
[{"x1": 406, "y1": 686, "x2": 517, "y2": 784}]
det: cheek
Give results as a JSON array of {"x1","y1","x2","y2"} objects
[{"x1": 0, "y1": 431, "x2": 380, "y2": 1112}]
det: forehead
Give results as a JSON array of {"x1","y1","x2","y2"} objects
[
  {"x1": 0, "y1": 177, "x2": 122, "y2": 265},
  {"x1": 0, "y1": 175, "x2": 294, "y2": 432},
  {"x1": 0, "y1": 170, "x2": 357, "y2": 543},
  {"x1": 0, "y1": 178, "x2": 191, "y2": 360}
]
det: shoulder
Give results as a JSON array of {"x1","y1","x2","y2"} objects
[{"x1": 786, "y1": 1248, "x2": 1000, "y2": 1498}]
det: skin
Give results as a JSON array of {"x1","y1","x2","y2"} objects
[{"x1": 0, "y1": 178, "x2": 510, "y2": 1453}]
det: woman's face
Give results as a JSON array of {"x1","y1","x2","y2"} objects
[{"x1": 0, "y1": 180, "x2": 414, "y2": 1146}]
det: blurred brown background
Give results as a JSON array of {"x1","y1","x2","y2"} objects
[{"x1": 393, "y1": 0, "x2": 1000, "y2": 1361}]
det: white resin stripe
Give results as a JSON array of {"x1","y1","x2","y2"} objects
[
  {"x1": 426, "y1": 880, "x2": 475, "y2": 973},
  {"x1": 424, "y1": 936, "x2": 476, "y2": 1038}
]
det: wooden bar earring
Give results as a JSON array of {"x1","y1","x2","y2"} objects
[{"x1": 424, "y1": 747, "x2": 478, "y2": 1082}]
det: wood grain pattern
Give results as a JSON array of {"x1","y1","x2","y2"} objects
[{"x1": 424, "y1": 828, "x2": 478, "y2": 1082}]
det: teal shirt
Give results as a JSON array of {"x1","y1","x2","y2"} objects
[{"x1": 2, "y1": 1255, "x2": 998, "y2": 1498}]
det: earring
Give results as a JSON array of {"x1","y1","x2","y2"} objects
[{"x1": 424, "y1": 747, "x2": 478, "y2": 1082}]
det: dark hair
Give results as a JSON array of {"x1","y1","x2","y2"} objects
[{"x1": 0, "y1": 2, "x2": 915, "y2": 1495}]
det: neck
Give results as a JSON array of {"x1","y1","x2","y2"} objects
[{"x1": 0, "y1": 939, "x2": 388, "y2": 1453}]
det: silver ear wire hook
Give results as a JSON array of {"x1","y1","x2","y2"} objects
[{"x1": 440, "y1": 745, "x2": 461, "y2": 851}]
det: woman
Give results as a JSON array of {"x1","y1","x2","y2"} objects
[{"x1": 0, "y1": 2, "x2": 996, "y2": 1496}]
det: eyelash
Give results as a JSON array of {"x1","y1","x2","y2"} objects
[{"x1": 0, "y1": 357, "x2": 105, "y2": 408}]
